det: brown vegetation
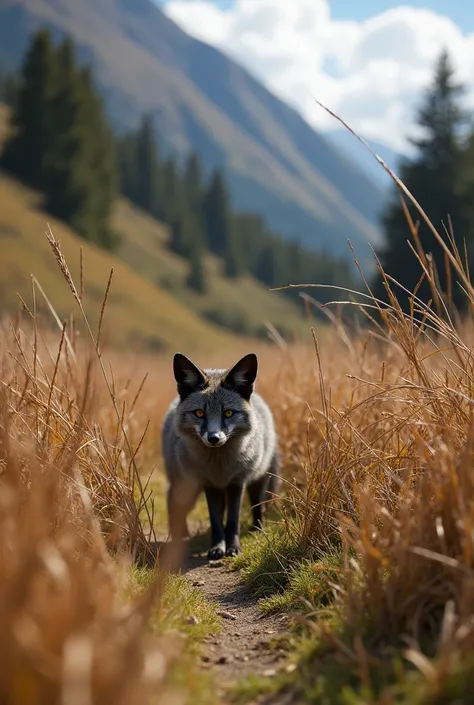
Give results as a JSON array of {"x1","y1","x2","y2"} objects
[
  {"x1": 0, "y1": 233, "x2": 194, "y2": 704},
  {"x1": 3, "y1": 156, "x2": 474, "y2": 703},
  {"x1": 238, "y1": 180, "x2": 474, "y2": 700}
]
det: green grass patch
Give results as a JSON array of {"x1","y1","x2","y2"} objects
[
  {"x1": 230, "y1": 624, "x2": 440, "y2": 705},
  {"x1": 125, "y1": 565, "x2": 221, "y2": 646},
  {"x1": 232, "y1": 523, "x2": 308, "y2": 596},
  {"x1": 230, "y1": 672, "x2": 286, "y2": 704},
  {"x1": 233, "y1": 523, "x2": 343, "y2": 610},
  {"x1": 232, "y1": 607, "x2": 474, "y2": 705},
  {"x1": 275, "y1": 633, "x2": 470, "y2": 705},
  {"x1": 259, "y1": 551, "x2": 343, "y2": 615},
  {"x1": 121, "y1": 565, "x2": 222, "y2": 705},
  {"x1": 233, "y1": 526, "x2": 474, "y2": 705}
]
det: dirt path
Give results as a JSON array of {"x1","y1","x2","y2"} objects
[
  {"x1": 149, "y1": 510, "x2": 291, "y2": 702},
  {"x1": 182, "y1": 550, "x2": 289, "y2": 701}
]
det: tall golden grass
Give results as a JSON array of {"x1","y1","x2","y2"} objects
[
  {"x1": 0, "y1": 228, "x2": 193, "y2": 704},
  {"x1": 264, "y1": 141, "x2": 474, "y2": 695}
]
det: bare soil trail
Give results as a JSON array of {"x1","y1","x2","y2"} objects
[
  {"x1": 183, "y1": 551, "x2": 289, "y2": 696},
  {"x1": 152, "y1": 534, "x2": 290, "y2": 703}
]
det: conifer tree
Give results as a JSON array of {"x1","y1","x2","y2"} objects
[
  {"x1": 223, "y1": 229, "x2": 244, "y2": 278},
  {"x1": 116, "y1": 116, "x2": 163, "y2": 219},
  {"x1": 203, "y1": 168, "x2": 230, "y2": 255},
  {"x1": 43, "y1": 38, "x2": 87, "y2": 228},
  {"x1": 286, "y1": 239, "x2": 303, "y2": 278},
  {"x1": 134, "y1": 114, "x2": 161, "y2": 218},
  {"x1": 79, "y1": 66, "x2": 118, "y2": 248},
  {"x1": 0, "y1": 69, "x2": 20, "y2": 108},
  {"x1": 254, "y1": 240, "x2": 285, "y2": 287},
  {"x1": 162, "y1": 155, "x2": 185, "y2": 225},
  {"x1": 117, "y1": 134, "x2": 138, "y2": 202},
  {"x1": 170, "y1": 209, "x2": 192, "y2": 258},
  {"x1": 187, "y1": 239, "x2": 207, "y2": 294},
  {"x1": 184, "y1": 151, "x2": 205, "y2": 227},
  {"x1": 374, "y1": 50, "x2": 471, "y2": 311},
  {"x1": 462, "y1": 130, "x2": 474, "y2": 241},
  {"x1": 40, "y1": 38, "x2": 117, "y2": 247},
  {"x1": 1, "y1": 28, "x2": 57, "y2": 188},
  {"x1": 3, "y1": 32, "x2": 117, "y2": 248},
  {"x1": 230, "y1": 213, "x2": 267, "y2": 273}
]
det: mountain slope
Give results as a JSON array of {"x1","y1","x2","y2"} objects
[
  {"x1": 111, "y1": 199, "x2": 309, "y2": 341},
  {"x1": 0, "y1": 0, "x2": 383, "y2": 262},
  {"x1": 327, "y1": 130, "x2": 406, "y2": 189}
]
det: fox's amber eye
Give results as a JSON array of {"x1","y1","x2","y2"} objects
[
  {"x1": 194, "y1": 410, "x2": 205, "y2": 418},
  {"x1": 224, "y1": 410, "x2": 234, "y2": 418}
]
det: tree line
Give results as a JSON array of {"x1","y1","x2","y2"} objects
[
  {"x1": 116, "y1": 115, "x2": 354, "y2": 299},
  {"x1": 3, "y1": 29, "x2": 474, "y2": 319}
]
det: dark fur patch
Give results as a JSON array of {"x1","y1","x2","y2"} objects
[
  {"x1": 173, "y1": 353, "x2": 209, "y2": 400},
  {"x1": 222, "y1": 353, "x2": 258, "y2": 401}
]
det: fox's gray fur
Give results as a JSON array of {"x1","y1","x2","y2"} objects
[{"x1": 162, "y1": 352, "x2": 281, "y2": 560}]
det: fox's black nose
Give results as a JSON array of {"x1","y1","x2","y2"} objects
[{"x1": 208, "y1": 433, "x2": 221, "y2": 446}]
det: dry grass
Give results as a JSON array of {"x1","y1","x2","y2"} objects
[
  {"x1": 229, "y1": 141, "x2": 474, "y2": 701},
  {"x1": 0, "y1": 396, "x2": 184, "y2": 705},
  {"x1": 0, "y1": 226, "x2": 226, "y2": 704},
  {"x1": 5, "y1": 216, "x2": 474, "y2": 703}
]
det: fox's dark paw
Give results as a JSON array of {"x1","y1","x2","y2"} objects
[
  {"x1": 225, "y1": 546, "x2": 240, "y2": 557},
  {"x1": 208, "y1": 543, "x2": 225, "y2": 561},
  {"x1": 225, "y1": 539, "x2": 241, "y2": 557}
]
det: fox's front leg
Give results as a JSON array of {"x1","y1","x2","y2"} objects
[
  {"x1": 225, "y1": 483, "x2": 245, "y2": 557},
  {"x1": 167, "y1": 479, "x2": 199, "y2": 542},
  {"x1": 205, "y1": 486, "x2": 226, "y2": 560}
]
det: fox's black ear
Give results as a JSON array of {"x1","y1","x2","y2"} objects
[
  {"x1": 173, "y1": 353, "x2": 207, "y2": 399},
  {"x1": 223, "y1": 353, "x2": 258, "y2": 400}
]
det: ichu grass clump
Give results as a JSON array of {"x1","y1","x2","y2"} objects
[
  {"x1": 228, "y1": 104, "x2": 474, "y2": 701},
  {"x1": 0, "y1": 228, "x2": 219, "y2": 705}
]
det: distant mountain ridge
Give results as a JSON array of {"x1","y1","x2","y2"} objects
[{"x1": 0, "y1": 0, "x2": 385, "y2": 263}]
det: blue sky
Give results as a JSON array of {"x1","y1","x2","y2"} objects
[
  {"x1": 333, "y1": 1, "x2": 472, "y2": 30},
  {"x1": 160, "y1": 0, "x2": 473, "y2": 30},
  {"x1": 160, "y1": 1, "x2": 474, "y2": 150}
]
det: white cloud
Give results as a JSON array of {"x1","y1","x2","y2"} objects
[{"x1": 162, "y1": 0, "x2": 474, "y2": 152}]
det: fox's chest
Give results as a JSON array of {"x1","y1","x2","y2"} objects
[{"x1": 177, "y1": 441, "x2": 258, "y2": 489}]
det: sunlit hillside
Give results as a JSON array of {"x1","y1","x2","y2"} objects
[
  {"x1": 0, "y1": 102, "x2": 311, "y2": 351},
  {"x1": 0, "y1": 173, "x2": 240, "y2": 351}
]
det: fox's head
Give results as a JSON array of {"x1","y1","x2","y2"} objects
[{"x1": 172, "y1": 352, "x2": 258, "y2": 448}]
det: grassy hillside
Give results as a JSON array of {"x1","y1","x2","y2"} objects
[
  {"x1": 0, "y1": 173, "x2": 241, "y2": 352},
  {"x1": 0, "y1": 180, "x2": 310, "y2": 356},
  {"x1": 0, "y1": 95, "x2": 312, "y2": 351}
]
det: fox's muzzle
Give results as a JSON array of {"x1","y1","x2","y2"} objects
[{"x1": 202, "y1": 431, "x2": 226, "y2": 447}]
